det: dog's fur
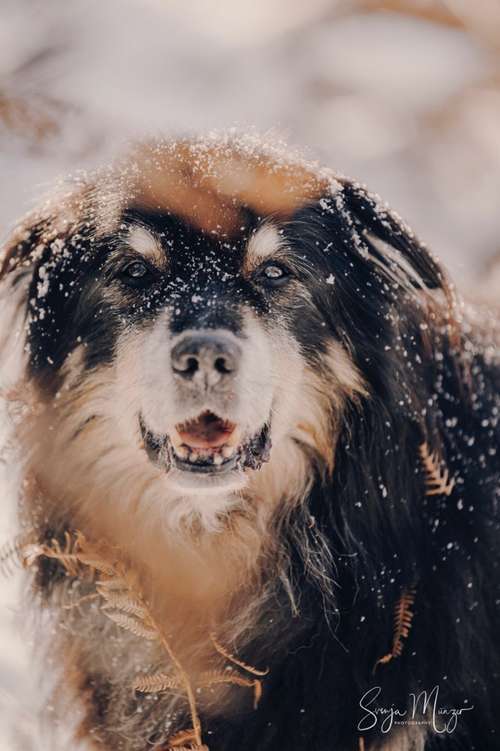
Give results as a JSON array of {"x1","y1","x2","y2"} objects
[{"x1": 1, "y1": 134, "x2": 499, "y2": 751}]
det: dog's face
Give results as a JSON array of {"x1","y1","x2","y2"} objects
[
  {"x1": 56, "y1": 211, "x2": 342, "y2": 498},
  {"x1": 1, "y1": 138, "x2": 445, "y2": 532}
]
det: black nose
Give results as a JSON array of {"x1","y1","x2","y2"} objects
[{"x1": 171, "y1": 332, "x2": 241, "y2": 385}]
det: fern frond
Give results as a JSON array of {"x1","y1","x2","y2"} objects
[
  {"x1": 97, "y1": 585, "x2": 146, "y2": 617},
  {"x1": 168, "y1": 728, "x2": 198, "y2": 747},
  {"x1": 94, "y1": 576, "x2": 129, "y2": 591},
  {"x1": 22, "y1": 529, "x2": 258, "y2": 748},
  {"x1": 198, "y1": 670, "x2": 262, "y2": 709},
  {"x1": 0, "y1": 534, "x2": 29, "y2": 576},
  {"x1": 22, "y1": 542, "x2": 79, "y2": 576},
  {"x1": 168, "y1": 726, "x2": 209, "y2": 749},
  {"x1": 419, "y1": 443, "x2": 455, "y2": 496},
  {"x1": 374, "y1": 587, "x2": 416, "y2": 672},
  {"x1": 103, "y1": 610, "x2": 158, "y2": 641},
  {"x1": 62, "y1": 592, "x2": 100, "y2": 610},
  {"x1": 210, "y1": 633, "x2": 269, "y2": 677},
  {"x1": 133, "y1": 672, "x2": 181, "y2": 693},
  {"x1": 22, "y1": 531, "x2": 92, "y2": 577},
  {"x1": 76, "y1": 555, "x2": 116, "y2": 576}
]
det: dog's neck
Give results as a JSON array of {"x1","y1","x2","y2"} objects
[{"x1": 23, "y1": 427, "x2": 314, "y2": 648}]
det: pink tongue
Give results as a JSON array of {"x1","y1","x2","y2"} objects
[{"x1": 177, "y1": 414, "x2": 235, "y2": 449}]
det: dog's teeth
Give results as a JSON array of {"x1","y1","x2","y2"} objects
[
  {"x1": 170, "y1": 431, "x2": 184, "y2": 449},
  {"x1": 176, "y1": 445, "x2": 189, "y2": 460},
  {"x1": 213, "y1": 453, "x2": 223, "y2": 465},
  {"x1": 189, "y1": 450, "x2": 199, "y2": 462},
  {"x1": 225, "y1": 429, "x2": 241, "y2": 448},
  {"x1": 222, "y1": 445, "x2": 235, "y2": 459}
]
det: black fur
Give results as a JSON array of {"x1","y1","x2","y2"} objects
[{"x1": 206, "y1": 192, "x2": 500, "y2": 750}]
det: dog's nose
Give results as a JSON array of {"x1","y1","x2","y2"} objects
[{"x1": 171, "y1": 332, "x2": 241, "y2": 385}]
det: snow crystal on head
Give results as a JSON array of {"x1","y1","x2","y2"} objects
[{"x1": 94, "y1": 132, "x2": 344, "y2": 238}]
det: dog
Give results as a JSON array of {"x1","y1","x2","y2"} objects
[{"x1": 1, "y1": 134, "x2": 499, "y2": 751}]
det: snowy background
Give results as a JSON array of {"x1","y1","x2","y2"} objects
[{"x1": 1, "y1": 0, "x2": 500, "y2": 747}]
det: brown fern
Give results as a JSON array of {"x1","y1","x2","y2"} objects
[
  {"x1": 23, "y1": 531, "x2": 272, "y2": 747},
  {"x1": 97, "y1": 584, "x2": 146, "y2": 617},
  {"x1": 210, "y1": 633, "x2": 269, "y2": 677},
  {"x1": 166, "y1": 726, "x2": 209, "y2": 749},
  {"x1": 373, "y1": 587, "x2": 416, "y2": 672},
  {"x1": 104, "y1": 610, "x2": 159, "y2": 640},
  {"x1": 22, "y1": 531, "x2": 203, "y2": 748},
  {"x1": 134, "y1": 672, "x2": 183, "y2": 693},
  {"x1": 198, "y1": 670, "x2": 263, "y2": 710},
  {"x1": 0, "y1": 533, "x2": 31, "y2": 576},
  {"x1": 22, "y1": 530, "x2": 98, "y2": 578},
  {"x1": 419, "y1": 443, "x2": 455, "y2": 496}
]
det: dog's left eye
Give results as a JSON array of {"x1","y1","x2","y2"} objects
[{"x1": 119, "y1": 260, "x2": 154, "y2": 286}]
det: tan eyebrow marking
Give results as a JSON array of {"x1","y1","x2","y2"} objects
[
  {"x1": 127, "y1": 225, "x2": 163, "y2": 265},
  {"x1": 245, "y1": 223, "x2": 283, "y2": 272}
]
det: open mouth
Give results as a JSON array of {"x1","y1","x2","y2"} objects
[{"x1": 139, "y1": 410, "x2": 271, "y2": 476}]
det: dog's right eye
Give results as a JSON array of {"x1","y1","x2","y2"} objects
[{"x1": 119, "y1": 260, "x2": 154, "y2": 287}]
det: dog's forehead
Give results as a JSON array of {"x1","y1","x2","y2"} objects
[
  {"x1": 96, "y1": 136, "x2": 336, "y2": 257},
  {"x1": 122, "y1": 212, "x2": 284, "y2": 276}
]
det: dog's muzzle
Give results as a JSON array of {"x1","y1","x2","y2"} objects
[{"x1": 139, "y1": 330, "x2": 272, "y2": 478}]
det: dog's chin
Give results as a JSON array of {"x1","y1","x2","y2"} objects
[
  {"x1": 163, "y1": 465, "x2": 249, "y2": 494},
  {"x1": 139, "y1": 410, "x2": 272, "y2": 494}
]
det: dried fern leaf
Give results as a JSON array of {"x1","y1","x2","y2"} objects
[
  {"x1": 97, "y1": 585, "x2": 146, "y2": 618},
  {"x1": 23, "y1": 532, "x2": 83, "y2": 576},
  {"x1": 374, "y1": 588, "x2": 416, "y2": 672},
  {"x1": 76, "y1": 554, "x2": 116, "y2": 576},
  {"x1": 22, "y1": 531, "x2": 118, "y2": 581},
  {"x1": 168, "y1": 728, "x2": 199, "y2": 748},
  {"x1": 198, "y1": 670, "x2": 262, "y2": 709},
  {"x1": 103, "y1": 610, "x2": 158, "y2": 641},
  {"x1": 63, "y1": 592, "x2": 100, "y2": 610},
  {"x1": 0, "y1": 535, "x2": 28, "y2": 576},
  {"x1": 167, "y1": 727, "x2": 209, "y2": 750},
  {"x1": 167, "y1": 729, "x2": 209, "y2": 749},
  {"x1": 21, "y1": 543, "x2": 48, "y2": 567},
  {"x1": 94, "y1": 576, "x2": 129, "y2": 591},
  {"x1": 133, "y1": 672, "x2": 181, "y2": 693},
  {"x1": 419, "y1": 443, "x2": 455, "y2": 496},
  {"x1": 22, "y1": 542, "x2": 79, "y2": 576},
  {"x1": 23, "y1": 529, "x2": 204, "y2": 748},
  {"x1": 210, "y1": 633, "x2": 269, "y2": 677}
]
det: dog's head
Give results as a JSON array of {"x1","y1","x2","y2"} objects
[{"x1": 1, "y1": 136, "x2": 449, "y2": 533}]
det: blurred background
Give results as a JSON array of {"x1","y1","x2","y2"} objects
[{"x1": 0, "y1": 0, "x2": 499, "y2": 747}]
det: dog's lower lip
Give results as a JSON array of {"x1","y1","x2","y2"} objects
[{"x1": 173, "y1": 451, "x2": 239, "y2": 475}]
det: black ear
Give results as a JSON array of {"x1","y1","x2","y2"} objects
[
  {"x1": 340, "y1": 180, "x2": 446, "y2": 292},
  {"x1": 0, "y1": 213, "x2": 50, "y2": 283}
]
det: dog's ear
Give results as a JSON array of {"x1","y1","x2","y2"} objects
[
  {"x1": 0, "y1": 213, "x2": 55, "y2": 382},
  {"x1": 0, "y1": 212, "x2": 51, "y2": 284},
  {"x1": 340, "y1": 180, "x2": 446, "y2": 293}
]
